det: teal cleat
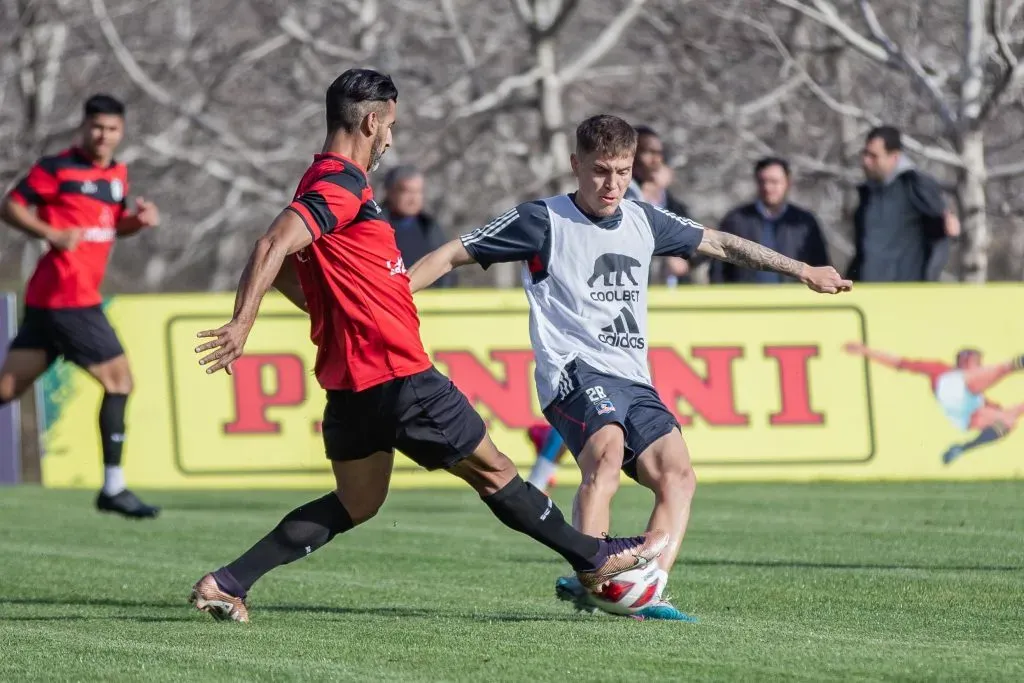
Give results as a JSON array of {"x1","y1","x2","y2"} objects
[
  {"x1": 556, "y1": 575, "x2": 698, "y2": 622},
  {"x1": 942, "y1": 445, "x2": 965, "y2": 465},
  {"x1": 555, "y1": 575, "x2": 600, "y2": 614},
  {"x1": 634, "y1": 599, "x2": 699, "y2": 623}
]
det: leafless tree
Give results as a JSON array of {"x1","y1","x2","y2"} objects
[
  {"x1": 0, "y1": 0, "x2": 1022, "y2": 292},
  {"x1": 763, "y1": 0, "x2": 1024, "y2": 282}
]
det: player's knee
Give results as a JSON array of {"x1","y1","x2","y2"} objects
[
  {"x1": 580, "y1": 464, "x2": 621, "y2": 498},
  {"x1": 653, "y1": 464, "x2": 697, "y2": 501},
  {"x1": 335, "y1": 488, "x2": 386, "y2": 526},
  {"x1": 449, "y1": 450, "x2": 517, "y2": 497},
  {"x1": 579, "y1": 452, "x2": 623, "y2": 494},
  {"x1": 102, "y1": 372, "x2": 133, "y2": 395}
]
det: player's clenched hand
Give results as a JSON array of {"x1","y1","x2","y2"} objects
[
  {"x1": 195, "y1": 320, "x2": 252, "y2": 375},
  {"x1": 799, "y1": 265, "x2": 852, "y2": 294},
  {"x1": 133, "y1": 197, "x2": 160, "y2": 228}
]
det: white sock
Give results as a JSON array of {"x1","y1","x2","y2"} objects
[
  {"x1": 103, "y1": 465, "x2": 126, "y2": 496},
  {"x1": 527, "y1": 457, "x2": 558, "y2": 492},
  {"x1": 651, "y1": 568, "x2": 669, "y2": 600}
]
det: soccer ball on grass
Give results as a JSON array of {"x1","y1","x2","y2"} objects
[{"x1": 587, "y1": 564, "x2": 664, "y2": 616}]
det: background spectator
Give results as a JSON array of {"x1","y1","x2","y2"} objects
[
  {"x1": 847, "y1": 126, "x2": 960, "y2": 282},
  {"x1": 625, "y1": 125, "x2": 696, "y2": 286},
  {"x1": 382, "y1": 165, "x2": 457, "y2": 288},
  {"x1": 710, "y1": 157, "x2": 830, "y2": 284}
]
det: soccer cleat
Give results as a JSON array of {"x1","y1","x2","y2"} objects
[
  {"x1": 555, "y1": 575, "x2": 600, "y2": 614},
  {"x1": 942, "y1": 445, "x2": 965, "y2": 465},
  {"x1": 95, "y1": 489, "x2": 160, "y2": 519},
  {"x1": 189, "y1": 573, "x2": 249, "y2": 623},
  {"x1": 576, "y1": 529, "x2": 669, "y2": 591},
  {"x1": 634, "y1": 599, "x2": 699, "y2": 623}
]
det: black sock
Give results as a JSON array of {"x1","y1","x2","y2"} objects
[
  {"x1": 482, "y1": 476, "x2": 601, "y2": 571},
  {"x1": 217, "y1": 493, "x2": 354, "y2": 595},
  {"x1": 99, "y1": 393, "x2": 128, "y2": 467},
  {"x1": 963, "y1": 425, "x2": 1007, "y2": 452},
  {"x1": 1013, "y1": 356, "x2": 1024, "y2": 370}
]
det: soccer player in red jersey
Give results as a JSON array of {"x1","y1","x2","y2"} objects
[
  {"x1": 187, "y1": 69, "x2": 667, "y2": 622},
  {"x1": 0, "y1": 94, "x2": 161, "y2": 519},
  {"x1": 844, "y1": 342, "x2": 1024, "y2": 464}
]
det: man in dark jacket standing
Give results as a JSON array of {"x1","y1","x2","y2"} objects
[
  {"x1": 710, "y1": 157, "x2": 829, "y2": 284},
  {"x1": 848, "y1": 126, "x2": 960, "y2": 282},
  {"x1": 381, "y1": 165, "x2": 456, "y2": 288}
]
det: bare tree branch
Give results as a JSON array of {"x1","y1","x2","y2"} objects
[
  {"x1": 452, "y1": 65, "x2": 546, "y2": 118},
  {"x1": 540, "y1": 0, "x2": 580, "y2": 38},
  {"x1": 989, "y1": 158, "x2": 1024, "y2": 178},
  {"x1": 769, "y1": 0, "x2": 888, "y2": 63},
  {"x1": 856, "y1": 0, "x2": 958, "y2": 129},
  {"x1": 980, "y1": 0, "x2": 1024, "y2": 123},
  {"x1": 558, "y1": 0, "x2": 648, "y2": 83},
  {"x1": 762, "y1": 16, "x2": 965, "y2": 168}
]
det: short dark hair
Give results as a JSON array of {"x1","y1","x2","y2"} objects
[
  {"x1": 84, "y1": 94, "x2": 125, "y2": 118},
  {"x1": 755, "y1": 156, "x2": 790, "y2": 177},
  {"x1": 955, "y1": 348, "x2": 982, "y2": 367},
  {"x1": 633, "y1": 125, "x2": 659, "y2": 139},
  {"x1": 866, "y1": 125, "x2": 902, "y2": 152},
  {"x1": 325, "y1": 68, "x2": 398, "y2": 133},
  {"x1": 575, "y1": 115, "x2": 637, "y2": 158},
  {"x1": 383, "y1": 164, "x2": 421, "y2": 191}
]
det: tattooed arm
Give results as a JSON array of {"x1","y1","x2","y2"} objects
[{"x1": 696, "y1": 228, "x2": 852, "y2": 293}]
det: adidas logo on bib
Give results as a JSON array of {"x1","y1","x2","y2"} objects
[{"x1": 598, "y1": 306, "x2": 646, "y2": 349}]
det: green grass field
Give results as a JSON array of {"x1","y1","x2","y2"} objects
[{"x1": 2, "y1": 482, "x2": 1023, "y2": 682}]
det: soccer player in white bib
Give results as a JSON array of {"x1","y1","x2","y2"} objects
[{"x1": 409, "y1": 115, "x2": 851, "y2": 620}]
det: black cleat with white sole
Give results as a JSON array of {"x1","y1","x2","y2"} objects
[{"x1": 96, "y1": 489, "x2": 160, "y2": 519}]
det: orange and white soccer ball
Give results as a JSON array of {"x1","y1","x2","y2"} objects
[{"x1": 587, "y1": 565, "x2": 664, "y2": 616}]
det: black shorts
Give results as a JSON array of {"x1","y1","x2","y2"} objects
[
  {"x1": 9, "y1": 305, "x2": 125, "y2": 368},
  {"x1": 321, "y1": 366, "x2": 487, "y2": 471},
  {"x1": 543, "y1": 358, "x2": 680, "y2": 481}
]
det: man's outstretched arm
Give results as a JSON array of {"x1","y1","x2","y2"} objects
[
  {"x1": 410, "y1": 201, "x2": 549, "y2": 293},
  {"x1": 273, "y1": 257, "x2": 308, "y2": 312},
  {"x1": 843, "y1": 342, "x2": 904, "y2": 369},
  {"x1": 408, "y1": 239, "x2": 477, "y2": 293},
  {"x1": 196, "y1": 210, "x2": 312, "y2": 374},
  {"x1": 696, "y1": 228, "x2": 852, "y2": 293}
]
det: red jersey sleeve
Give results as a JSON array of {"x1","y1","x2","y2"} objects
[
  {"x1": 287, "y1": 172, "x2": 365, "y2": 241},
  {"x1": 897, "y1": 359, "x2": 949, "y2": 377},
  {"x1": 9, "y1": 159, "x2": 60, "y2": 207}
]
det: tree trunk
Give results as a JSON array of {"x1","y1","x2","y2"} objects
[
  {"x1": 957, "y1": 129, "x2": 988, "y2": 282},
  {"x1": 957, "y1": 0, "x2": 987, "y2": 282},
  {"x1": 531, "y1": 17, "x2": 570, "y2": 195}
]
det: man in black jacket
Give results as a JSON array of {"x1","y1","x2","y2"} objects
[
  {"x1": 847, "y1": 126, "x2": 960, "y2": 282},
  {"x1": 381, "y1": 165, "x2": 456, "y2": 288},
  {"x1": 710, "y1": 157, "x2": 829, "y2": 284}
]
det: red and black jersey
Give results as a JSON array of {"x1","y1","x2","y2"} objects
[
  {"x1": 286, "y1": 153, "x2": 432, "y2": 391},
  {"x1": 897, "y1": 359, "x2": 951, "y2": 392},
  {"x1": 8, "y1": 147, "x2": 129, "y2": 308}
]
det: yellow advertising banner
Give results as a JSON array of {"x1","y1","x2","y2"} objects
[{"x1": 40, "y1": 284, "x2": 1024, "y2": 489}]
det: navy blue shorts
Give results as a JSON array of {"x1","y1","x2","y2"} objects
[
  {"x1": 9, "y1": 305, "x2": 124, "y2": 368},
  {"x1": 542, "y1": 358, "x2": 679, "y2": 481},
  {"x1": 322, "y1": 366, "x2": 487, "y2": 471}
]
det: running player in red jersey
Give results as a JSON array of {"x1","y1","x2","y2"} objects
[
  {"x1": 844, "y1": 342, "x2": 1024, "y2": 464},
  {"x1": 0, "y1": 94, "x2": 160, "y2": 519},
  {"x1": 187, "y1": 69, "x2": 666, "y2": 622}
]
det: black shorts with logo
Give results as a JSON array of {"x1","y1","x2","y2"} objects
[
  {"x1": 9, "y1": 305, "x2": 125, "y2": 368},
  {"x1": 543, "y1": 358, "x2": 679, "y2": 481},
  {"x1": 321, "y1": 366, "x2": 487, "y2": 471}
]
